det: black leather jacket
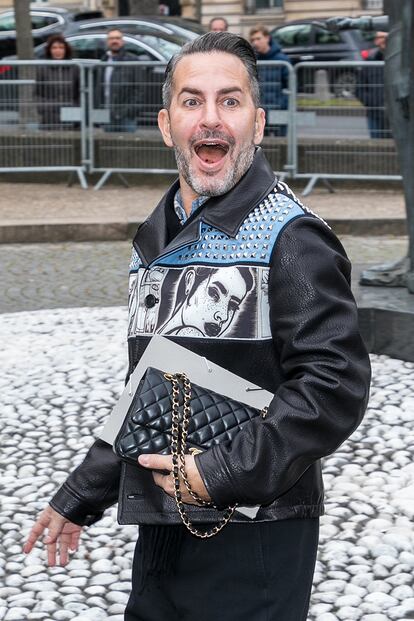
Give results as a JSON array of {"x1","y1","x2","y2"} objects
[{"x1": 50, "y1": 150, "x2": 371, "y2": 526}]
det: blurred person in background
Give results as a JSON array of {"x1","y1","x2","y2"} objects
[
  {"x1": 209, "y1": 17, "x2": 228, "y2": 32},
  {"x1": 35, "y1": 34, "x2": 79, "y2": 130},
  {"x1": 356, "y1": 31, "x2": 389, "y2": 139},
  {"x1": 98, "y1": 28, "x2": 142, "y2": 132},
  {"x1": 249, "y1": 24, "x2": 290, "y2": 136}
]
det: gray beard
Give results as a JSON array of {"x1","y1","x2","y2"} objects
[{"x1": 173, "y1": 143, "x2": 256, "y2": 197}]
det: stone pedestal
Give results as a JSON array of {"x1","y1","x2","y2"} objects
[{"x1": 354, "y1": 264, "x2": 414, "y2": 362}]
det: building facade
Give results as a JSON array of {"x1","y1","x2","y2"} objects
[
  {"x1": 184, "y1": 0, "x2": 384, "y2": 36},
  {"x1": 0, "y1": 0, "x2": 383, "y2": 34}
]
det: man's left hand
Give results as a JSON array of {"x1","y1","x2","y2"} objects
[{"x1": 138, "y1": 454, "x2": 212, "y2": 505}]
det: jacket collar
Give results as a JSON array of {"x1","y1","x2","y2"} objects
[{"x1": 133, "y1": 148, "x2": 277, "y2": 266}]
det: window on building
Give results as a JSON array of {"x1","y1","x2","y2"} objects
[
  {"x1": 362, "y1": 0, "x2": 383, "y2": 8},
  {"x1": 255, "y1": 0, "x2": 283, "y2": 11}
]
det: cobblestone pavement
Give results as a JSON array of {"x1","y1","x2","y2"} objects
[
  {"x1": 0, "y1": 307, "x2": 413, "y2": 621},
  {"x1": 0, "y1": 236, "x2": 408, "y2": 314}
]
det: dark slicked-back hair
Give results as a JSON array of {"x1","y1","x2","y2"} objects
[{"x1": 162, "y1": 32, "x2": 260, "y2": 109}]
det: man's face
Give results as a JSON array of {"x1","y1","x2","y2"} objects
[
  {"x1": 107, "y1": 31, "x2": 124, "y2": 53},
  {"x1": 374, "y1": 32, "x2": 387, "y2": 51},
  {"x1": 181, "y1": 267, "x2": 248, "y2": 337},
  {"x1": 158, "y1": 52, "x2": 265, "y2": 197},
  {"x1": 250, "y1": 32, "x2": 270, "y2": 55},
  {"x1": 210, "y1": 19, "x2": 227, "y2": 32}
]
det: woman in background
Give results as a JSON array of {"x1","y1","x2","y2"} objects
[{"x1": 36, "y1": 34, "x2": 79, "y2": 130}]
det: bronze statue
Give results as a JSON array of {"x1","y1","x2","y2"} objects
[{"x1": 325, "y1": 1, "x2": 414, "y2": 292}]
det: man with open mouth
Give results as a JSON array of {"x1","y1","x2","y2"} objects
[{"x1": 25, "y1": 33, "x2": 371, "y2": 621}]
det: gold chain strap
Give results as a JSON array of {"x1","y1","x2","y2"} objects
[{"x1": 164, "y1": 372, "x2": 236, "y2": 539}]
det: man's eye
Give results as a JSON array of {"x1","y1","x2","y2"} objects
[
  {"x1": 223, "y1": 98, "x2": 238, "y2": 107},
  {"x1": 183, "y1": 99, "x2": 199, "y2": 107}
]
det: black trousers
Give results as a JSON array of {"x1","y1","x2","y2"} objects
[{"x1": 124, "y1": 519, "x2": 319, "y2": 621}]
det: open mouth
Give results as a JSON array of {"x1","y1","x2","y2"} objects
[{"x1": 194, "y1": 141, "x2": 229, "y2": 165}]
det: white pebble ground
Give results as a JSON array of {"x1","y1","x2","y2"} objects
[{"x1": 0, "y1": 307, "x2": 413, "y2": 621}]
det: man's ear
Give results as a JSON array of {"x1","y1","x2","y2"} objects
[
  {"x1": 158, "y1": 108, "x2": 173, "y2": 148},
  {"x1": 254, "y1": 107, "x2": 266, "y2": 145}
]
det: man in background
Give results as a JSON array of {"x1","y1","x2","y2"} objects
[
  {"x1": 250, "y1": 24, "x2": 290, "y2": 136},
  {"x1": 209, "y1": 17, "x2": 228, "y2": 32},
  {"x1": 99, "y1": 28, "x2": 141, "y2": 132},
  {"x1": 356, "y1": 31, "x2": 389, "y2": 139}
]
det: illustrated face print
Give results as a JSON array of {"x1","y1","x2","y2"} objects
[{"x1": 180, "y1": 267, "x2": 248, "y2": 337}]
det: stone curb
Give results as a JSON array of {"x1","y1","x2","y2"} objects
[{"x1": 0, "y1": 218, "x2": 407, "y2": 244}]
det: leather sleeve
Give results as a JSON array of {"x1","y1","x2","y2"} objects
[
  {"x1": 196, "y1": 216, "x2": 371, "y2": 509},
  {"x1": 49, "y1": 439, "x2": 122, "y2": 527}
]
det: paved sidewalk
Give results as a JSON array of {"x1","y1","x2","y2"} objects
[
  {"x1": 0, "y1": 181, "x2": 407, "y2": 243},
  {"x1": 0, "y1": 237, "x2": 408, "y2": 314}
]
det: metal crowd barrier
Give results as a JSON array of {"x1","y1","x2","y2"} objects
[
  {"x1": 256, "y1": 60, "x2": 296, "y2": 182},
  {"x1": 293, "y1": 60, "x2": 400, "y2": 196},
  {"x1": 86, "y1": 60, "x2": 174, "y2": 190},
  {"x1": 0, "y1": 59, "x2": 402, "y2": 194},
  {"x1": 87, "y1": 60, "x2": 296, "y2": 189},
  {"x1": 0, "y1": 60, "x2": 88, "y2": 188}
]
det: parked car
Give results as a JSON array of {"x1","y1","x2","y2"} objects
[
  {"x1": 68, "y1": 16, "x2": 205, "y2": 42},
  {"x1": 270, "y1": 19, "x2": 377, "y2": 97},
  {"x1": 0, "y1": 6, "x2": 103, "y2": 59},
  {"x1": 33, "y1": 30, "x2": 182, "y2": 61}
]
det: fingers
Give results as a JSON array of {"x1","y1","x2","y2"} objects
[
  {"x1": 23, "y1": 521, "x2": 46, "y2": 554},
  {"x1": 23, "y1": 508, "x2": 51, "y2": 554},
  {"x1": 153, "y1": 470, "x2": 175, "y2": 497},
  {"x1": 43, "y1": 515, "x2": 68, "y2": 545},
  {"x1": 152, "y1": 468, "x2": 200, "y2": 505},
  {"x1": 58, "y1": 533, "x2": 72, "y2": 567},
  {"x1": 24, "y1": 506, "x2": 82, "y2": 567},
  {"x1": 70, "y1": 528, "x2": 81, "y2": 552},
  {"x1": 47, "y1": 541, "x2": 58, "y2": 567},
  {"x1": 138, "y1": 453, "x2": 172, "y2": 471}
]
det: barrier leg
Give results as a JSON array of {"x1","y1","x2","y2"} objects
[
  {"x1": 94, "y1": 170, "x2": 112, "y2": 191},
  {"x1": 118, "y1": 173, "x2": 130, "y2": 189},
  {"x1": 302, "y1": 176, "x2": 335, "y2": 197},
  {"x1": 322, "y1": 178, "x2": 335, "y2": 194},
  {"x1": 77, "y1": 169, "x2": 88, "y2": 190},
  {"x1": 302, "y1": 176, "x2": 319, "y2": 197},
  {"x1": 67, "y1": 172, "x2": 75, "y2": 188}
]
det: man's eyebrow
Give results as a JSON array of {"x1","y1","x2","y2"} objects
[
  {"x1": 177, "y1": 87, "x2": 244, "y2": 98},
  {"x1": 217, "y1": 87, "x2": 244, "y2": 96}
]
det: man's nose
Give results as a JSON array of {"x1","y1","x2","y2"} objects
[{"x1": 200, "y1": 102, "x2": 222, "y2": 129}]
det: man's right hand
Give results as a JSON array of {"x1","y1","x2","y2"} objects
[{"x1": 23, "y1": 505, "x2": 83, "y2": 567}]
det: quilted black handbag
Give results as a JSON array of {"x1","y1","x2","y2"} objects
[{"x1": 113, "y1": 367, "x2": 268, "y2": 538}]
